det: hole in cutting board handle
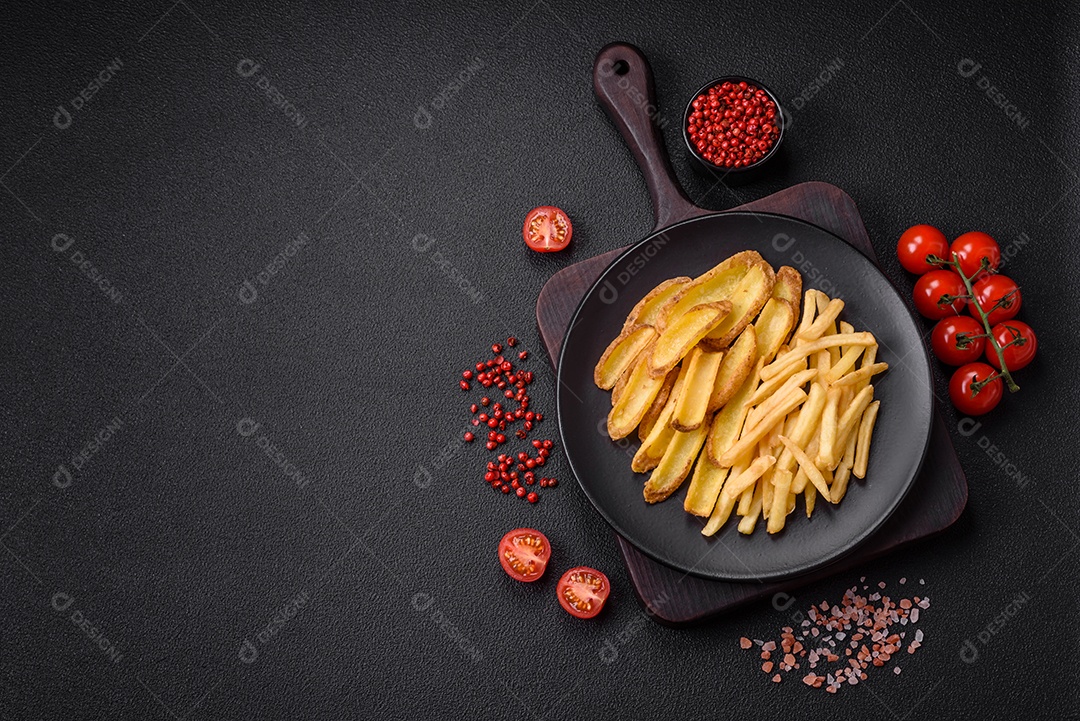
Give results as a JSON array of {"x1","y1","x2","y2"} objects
[{"x1": 612, "y1": 59, "x2": 629, "y2": 75}]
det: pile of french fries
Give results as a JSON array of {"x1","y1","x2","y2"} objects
[{"x1": 593, "y1": 250, "x2": 888, "y2": 536}]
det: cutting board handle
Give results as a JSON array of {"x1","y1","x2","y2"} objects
[{"x1": 593, "y1": 42, "x2": 701, "y2": 231}]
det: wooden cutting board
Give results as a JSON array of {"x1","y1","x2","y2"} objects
[{"x1": 536, "y1": 181, "x2": 968, "y2": 625}]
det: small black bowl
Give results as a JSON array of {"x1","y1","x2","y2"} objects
[{"x1": 682, "y1": 75, "x2": 785, "y2": 185}]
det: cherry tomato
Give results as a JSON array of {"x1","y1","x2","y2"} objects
[
  {"x1": 973, "y1": 274, "x2": 1021, "y2": 325},
  {"x1": 896, "y1": 224, "x2": 949, "y2": 275},
  {"x1": 556, "y1": 566, "x2": 610, "y2": 619},
  {"x1": 498, "y1": 528, "x2": 551, "y2": 582},
  {"x1": 950, "y1": 232, "x2": 1001, "y2": 280},
  {"x1": 987, "y1": 320, "x2": 1037, "y2": 372},
  {"x1": 523, "y1": 206, "x2": 572, "y2": 253},
  {"x1": 949, "y1": 362, "x2": 1002, "y2": 416},
  {"x1": 912, "y1": 269, "x2": 966, "y2": 319},
  {"x1": 930, "y1": 316, "x2": 986, "y2": 366}
]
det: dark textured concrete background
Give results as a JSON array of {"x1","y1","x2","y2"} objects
[{"x1": 3, "y1": 2, "x2": 1078, "y2": 718}]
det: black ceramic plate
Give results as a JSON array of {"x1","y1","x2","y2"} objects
[{"x1": 557, "y1": 212, "x2": 934, "y2": 582}]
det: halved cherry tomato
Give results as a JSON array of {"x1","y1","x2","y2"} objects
[
  {"x1": 973, "y1": 274, "x2": 1021, "y2": 325},
  {"x1": 556, "y1": 566, "x2": 610, "y2": 619},
  {"x1": 950, "y1": 232, "x2": 1001, "y2": 280},
  {"x1": 930, "y1": 316, "x2": 986, "y2": 366},
  {"x1": 523, "y1": 206, "x2": 572, "y2": 253},
  {"x1": 949, "y1": 362, "x2": 1002, "y2": 416},
  {"x1": 498, "y1": 528, "x2": 551, "y2": 582},
  {"x1": 912, "y1": 269, "x2": 966, "y2": 319},
  {"x1": 987, "y1": 320, "x2": 1037, "y2": 372},
  {"x1": 897, "y1": 224, "x2": 949, "y2": 275}
]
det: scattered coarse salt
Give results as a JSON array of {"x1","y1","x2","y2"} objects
[
  {"x1": 900, "y1": 577, "x2": 906, "y2": 584},
  {"x1": 737, "y1": 577, "x2": 927, "y2": 694},
  {"x1": 919, "y1": 579, "x2": 925, "y2": 585}
]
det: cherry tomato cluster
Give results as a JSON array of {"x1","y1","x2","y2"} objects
[
  {"x1": 497, "y1": 528, "x2": 610, "y2": 619},
  {"x1": 461, "y1": 337, "x2": 559, "y2": 502},
  {"x1": 897, "y1": 225, "x2": 1036, "y2": 415}
]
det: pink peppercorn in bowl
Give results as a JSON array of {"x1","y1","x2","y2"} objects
[{"x1": 683, "y1": 76, "x2": 785, "y2": 184}]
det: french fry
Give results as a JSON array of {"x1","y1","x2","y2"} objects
[
  {"x1": 855, "y1": 343, "x2": 879, "y2": 392},
  {"x1": 737, "y1": 482, "x2": 763, "y2": 534},
  {"x1": 778, "y1": 435, "x2": 831, "y2": 502},
  {"x1": 744, "y1": 369, "x2": 818, "y2": 432},
  {"x1": 720, "y1": 454, "x2": 777, "y2": 500},
  {"x1": 594, "y1": 324, "x2": 658, "y2": 389},
  {"x1": 658, "y1": 251, "x2": 764, "y2": 330},
  {"x1": 795, "y1": 289, "x2": 821, "y2": 338},
  {"x1": 761, "y1": 333, "x2": 876, "y2": 381},
  {"x1": 701, "y1": 262, "x2": 776, "y2": 349},
  {"x1": 767, "y1": 469, "x2": 794, "y2": 533},
  {"x1": 706, "y1": 326, "x2": 757, "y2": 412},
  {"x1": 831, "y1": 432, "x2": 858, "y2": 504},
  {"x1": 791, "y1": 434, "x2": 820, "y2": 494},
  {"x1": 705, "y1": 359, "x2": 762, "y2": 465},
  {"x1": 797, "y1": 298, "x2": 845, "y2": 342},
  {"x1": 814, "y1": 387, "x2": 842, "y2": 469},
  {"x1": 831, "y1": 361, "x2": 888, "y2": 387},
  {"x1": 854, "y1": 400, "x2": 880, "y2": 479},
  {"x1": 747, "y1": 357, "x2": 809, "y2": 407},
  {"x1": 831, "y1": 386, "x2": 875, "y2": 469},
  {"x1": 701, "y1": 488, "x2": 738, "y2": 536},
  {"x1": 607, "y1": 351, "x2": 667, "y2": 440},
  {"x1": 622, "y1": 276, "x2": 691, "y2": 330},
  {"x1": 643, "y1": 424, "x2": 708, "y2": 504},
  {"x1": 672, "y1": 346, "x2": 724, "y2": 432},
  {"x1": 824, "y1": 344, "x2": 866, "y2": 384},
  {"x1": 717, "y1": 389, "x2": 807, "y2": 466},
  {"x1": 648, "y1": 301, "x2": 732, "y2": 378},
  {"x1": 638, "y1": 367, "x2": 679, "y2": 441},
  {"x1": 804, "y1": 483, "x2": 816, "y2": 517},
  {"x1": 761, "y1": 467, "x2": 774, "y2": 519},
  {"x1": 774, "y1": 382, "x2": 827, "y2": 474}
]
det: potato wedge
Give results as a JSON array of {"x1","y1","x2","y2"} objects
[
  {"x1": 632, "y1": 365, "x2": 689, "y2": 471},
  {"x1": 672, "y1": 346, "x2": 724, "y2": 432},
  {"x1": 643, "y1": 424, "x2": 708, "y2": 503},
  {"x1": 700, "y1": 261, "x2": 775, "y2": 349},
  {"x1": 773, "y1": 266, "x2": 802, "y2": 315},
  {"x1": 594, "y1": 324, "x2": 658, "y2": 390},
  {"x1": 684, "y1": 453, "x2": 728, "y2": 517},
  {"x1": 706, "y1": 326, "x2": 757, "y2": 413},
  {"x1": 638, "y1": 367, "x2": 679, "y2": 441},
  {"x1": 752, "y1": 298, "x2": 797, "y2": 364},
  {"x1": 657, "y1": 251, "x2": 764, "y2": 330},
  {"x1": 705, "y1": 359, "x2": 762, "y2": 465},
  {"x1": 622, "y1": 276, "x2": 691, "y2": 330},
  {"x1": 607, "y1": 350, "x2": 667, "y2": 440},
  {"x1": 648, "y1": 301, "x2": 732, "y2": 378}
]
